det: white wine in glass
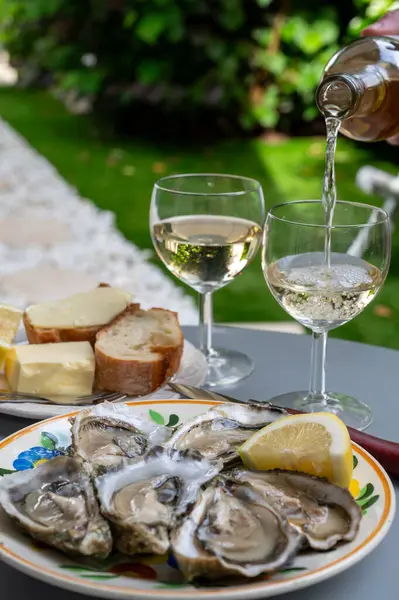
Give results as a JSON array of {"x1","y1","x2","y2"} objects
[
  {"x1": 262, "y1": 200, "x2": 391, "y2": 431},
  {"x1": 152, "y1": 215, "x2": 261, "y2": 293},
  {"x1": 266, "y1": 253, "x2": 384, "y2": 332},
  {"x1": 150, "y1": 174, "x2": 265, "y2": 387}
]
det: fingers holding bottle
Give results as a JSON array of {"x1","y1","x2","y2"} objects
[
  {"x1": 361, "y1": 9, "x2": 399, "y2": 144},
  {"x1": 361, "y1": 9, "x2": 399, "y2": 37}
]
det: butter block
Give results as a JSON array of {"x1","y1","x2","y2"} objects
[
  {"x1": 0, "y1": 304, "x2": 23, "y2": 368},
  {"x1": 0, "y1": 304, "x2": 22, "y2": 337},
  {"x1": 0, "y1": 374, "x2": 10, "y2": 393},
  {"x1": 0, "y1": 345, "x2": 11, "y2": 370},
  {"x1": 25, "y1": 287, "x2": 132, "y2": 329},
  {"x1": 5, "y1": 342, "x2": 95, "y2": 396}
]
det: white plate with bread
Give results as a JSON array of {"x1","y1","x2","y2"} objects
[{"x1": 0, "y1": 286, "x2": 207, "y2": 420}]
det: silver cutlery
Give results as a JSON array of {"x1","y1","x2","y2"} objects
[
  {"x1": 0, "y1": 390, "x2": 127, "y2": 406},
  {"x1": 169, "y1": 382, "x2": 399, "y2": 477},
  {"x1": 168, "y1": 382, "x2": 260, "y2": 405}
]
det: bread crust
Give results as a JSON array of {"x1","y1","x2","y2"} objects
[
  {"x1": 94, "y1": 305, "x2": 184, "y2": 396},
  {"x1": 23, "y1": 313, "x2": 103, "y2": 346},
  {"x1": 23, "y1": 283, "x2": 124, "y2": 346}
]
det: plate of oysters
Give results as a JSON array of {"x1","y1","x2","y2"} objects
[
  {"x1": 0, "y1": 285, "x2": 207, "y2": 420},
  {"x1": 0, "y1": 399, "x2": 395, "y2": 599}
]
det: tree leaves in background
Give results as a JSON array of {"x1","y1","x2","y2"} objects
[
  {"x1": 218, "y1": 0, "x2": 245, "y2": 31},
  {"x1": 281, "y1": 15, "x2": 339, "y2": 54},
  {"x1": 135, "y1": 13, "x2": 167, "y2": 44},
  {"x1": 0, "y1": 0, "x2": 383, "y2": 135},
  {"x1": 123, "y1": 10, "x2": 138, "y2": 29},
  {"x1": 346, "y1": 0, "x2": 394, "y2": 41},
  {"x1": 250, "y1": 86, "x2": 280, "y2": 128}
]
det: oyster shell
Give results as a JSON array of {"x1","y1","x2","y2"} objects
[
  {"x1": 71, "y1": 402, "x2": 170, "y2": 472},
  {"x1": 166, "y1": 402, "x2": 286, "y2": 464},
  {"x1": 171, "y1": 478, "x2": 302, "y2": 581},
  {"x1": 0, "y1": 456, "x2": 112, "y2": 558},
  {"x1": 96, "y1": 445, "x2": 221, "y2": 555},
  {"x1": 226, "y1": 468, "x2": 362, "y2": 550}
]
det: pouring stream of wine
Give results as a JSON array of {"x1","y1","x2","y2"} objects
[{"x1": 322, "y1": 117, "x2": 342, "y2": 266}]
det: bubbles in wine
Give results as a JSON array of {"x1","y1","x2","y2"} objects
[
  {"x1": 266, "y1": 253, "x2": 383, "y2": 332},
  {"x1": 284, "y1": 263, "x2": 374, "y2": 290}
]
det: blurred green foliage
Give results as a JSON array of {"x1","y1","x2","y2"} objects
[{"x1": 0, "y1": 0, "x2": 397, "y2": 136}]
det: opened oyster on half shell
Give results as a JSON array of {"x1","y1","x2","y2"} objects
[
  {"x1": 96, "y1": 445, "x2": 221, "y2": 556},
  {"x1": 165, "y1": 402, "x2": 286, "y2": 464},
  {"x1": 0, "y1": 401, "x2": 364, "y2": 584},
  {"x1": 225, "y1": 468, "x2": 362, "y2": 550},
  {"x1": 0, "y1": 456, "x2": 112, "y2": 559},
  {"x1": 71, "y1": 402, "x2": 171, "y2": 473},
  {"x1": 171, "y1": 477, "x2": 302, "y2": 581}
]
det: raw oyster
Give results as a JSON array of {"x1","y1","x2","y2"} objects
[
  {"x1": 225, "y1": 468, "x2": 362, "y2": 550},
  {"x1": 166, "y1": 402, "x2": 286, "y2": 464},
  {"x1": 0, "y1": 456, "x2": 112, "y2": 558},
  {"x1": 171, "y1": 478, "x2": 302, "y2": 581},
  {"x1": 71, "y1": 402, "x2": 170, "y2": 472},
  {"x1": 96, "y1": 445, "x2": 220, "y2": 555}
]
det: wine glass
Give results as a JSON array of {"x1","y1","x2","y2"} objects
[
  {"x1": 150, "y1": 174, "x2": 265, "y2": 387},
  {"x1": 262, "y1": 200, "x2": 391, "y2": 430}
]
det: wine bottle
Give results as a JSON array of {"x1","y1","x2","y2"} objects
[{"x1": 316, "y1": 36, "x2": 399, "y2": 142}]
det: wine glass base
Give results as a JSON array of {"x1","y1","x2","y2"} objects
[
  {"x1": 268, "y1": 390, "x2": 373, "y2": 431},
  {"x1": 204, "y1": 348, "x2": 254, "y2": 388}
]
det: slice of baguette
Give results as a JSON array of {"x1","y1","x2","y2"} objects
[
  {"x1": 95, "y1": 305, "x2": 183, "y2": 396},
  {"x1": 23, "y1": 285, "x2": 132, "y2": 346}
]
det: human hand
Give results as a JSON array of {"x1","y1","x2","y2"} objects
[
  {"x1": 361, "y1": 9, "x2": 399, "y2": 145},
  {"x1": 361, "y1": 9, "x2": 399, "y2": 37}
]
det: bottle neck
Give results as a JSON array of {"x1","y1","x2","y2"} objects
[{"x1": 316, "y1": 69, "x2": 386, "y2": 120}]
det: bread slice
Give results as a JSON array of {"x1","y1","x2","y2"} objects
[
  {"x1": 95, "y1": 305, "x2": 183, "y2": 396},
  {"x1": 23, "y1": 286, "x2": 132, "y2": 346}
]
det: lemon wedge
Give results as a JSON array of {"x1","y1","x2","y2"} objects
[
  {"x1": 238, "y1": 412, "x2": 353, "y2": 488},
  {"x1": 0, "y1": 304, "x2": 23, "y2": 368}
]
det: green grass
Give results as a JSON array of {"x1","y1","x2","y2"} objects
[{"x1": 1, "y1": 87, "x2": 399, "y2": 349}]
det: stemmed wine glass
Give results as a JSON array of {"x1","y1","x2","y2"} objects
[
  {"x1": 262, "y1": 200, "x2": 391, "y2": 430},
  {"x1": 150, "y1": 174, "x2": 265, "y2": 387}
]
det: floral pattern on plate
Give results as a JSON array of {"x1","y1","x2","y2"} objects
[{"x1": 0, "y1": 400, "x2": 395, "y2": 600}]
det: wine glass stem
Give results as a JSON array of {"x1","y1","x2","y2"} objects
[
  {"x1": 199, "y1": 292, "x2": 214, "y2": 358},
  {"x1": 308, "y1": 331, "x2": 327, "y2": 401}
]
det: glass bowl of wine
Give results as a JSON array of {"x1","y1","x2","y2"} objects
[{"x1": 150, "y1": 173, "x2": 265, "y2": 387}]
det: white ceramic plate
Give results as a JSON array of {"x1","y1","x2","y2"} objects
[
  {"x1": 0, "y1": 340, "x2": 207, "y2": 419},
  {"x1": 0, "y1": 399, "x2": 395, "y2": 600}
]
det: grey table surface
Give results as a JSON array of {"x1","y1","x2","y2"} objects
[{"x1": 0, "y1": 325, "x2": 397, "y2": 600}]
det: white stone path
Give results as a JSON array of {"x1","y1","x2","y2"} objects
[
  {"x1": 0, "y1": 108, "x2": 303, "y2": 334},
  {"x1": 0, "y1": 117, "x2": 198, "y2": 323}
]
